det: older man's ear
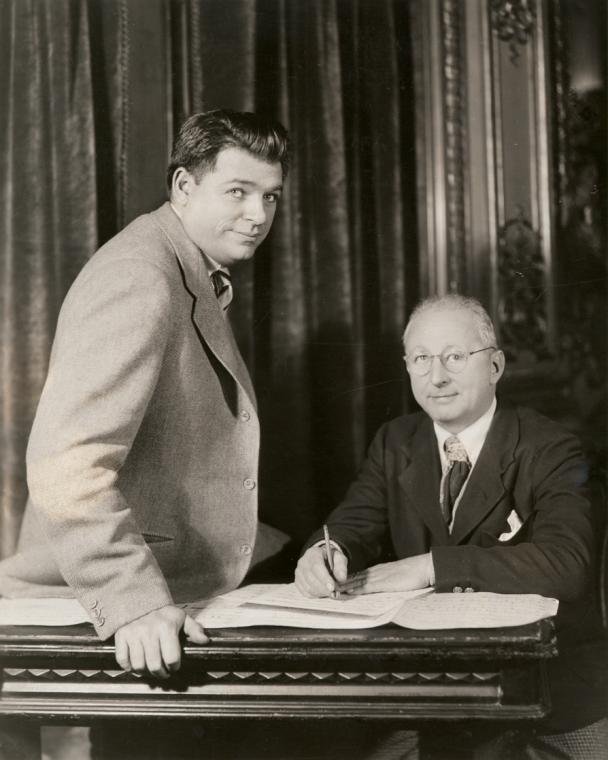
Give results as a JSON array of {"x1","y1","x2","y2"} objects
[{"x1": 490, "y1": 349, "x2": 506, "y2": 384}]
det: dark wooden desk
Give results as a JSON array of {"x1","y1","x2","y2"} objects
[{"x1": 0, "y1": 620, "x2": 556, "y2": 758}]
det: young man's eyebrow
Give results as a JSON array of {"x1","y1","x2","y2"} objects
[{"x1": 222, "y1": 178, "x2": 283, "y2": 192}]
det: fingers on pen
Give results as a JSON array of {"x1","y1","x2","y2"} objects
[
  {"x1": 295, "y1": 568, "x2": 332, "y2": 598},
  {"x1": 310, "y1": 556, "x2": 338, "y2": 596},
  {"x1": 297, "y1": 570, "x2": 330, "y2": 598},
  {"x1": 333, "y1": 552, "x2": 348, "y2": 582},
  {"x1": 295, "y1": 550, "x2": 329, "y2": 596}
]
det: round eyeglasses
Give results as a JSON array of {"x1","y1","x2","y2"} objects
[{"x1": 404, "y1": 346, "x2": 496, "y2": 376}]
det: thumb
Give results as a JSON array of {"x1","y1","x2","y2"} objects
[
  {"x1": 333, "y1": 550, "x2": 348, "y2": 583},
  {"x1": 183, "y1": 614, "x2": 209, "y2": 644}
]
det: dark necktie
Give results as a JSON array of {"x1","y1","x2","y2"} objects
[
  {"x1": 440, "y1": 436, "x2": 471, "y2": 524},
  {"x1": 210, "y1": 270, "x2": 233, "y2": 310}
]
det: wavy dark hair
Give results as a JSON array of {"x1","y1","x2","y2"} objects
[{"x1": 166, "y1": 109, "x2": 290, "y2": 192}]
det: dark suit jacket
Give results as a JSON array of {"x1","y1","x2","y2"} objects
[
  {"x1": 0, "y1": 203, "x2": 263, "y2": 639},
  {"x1": 309, "y1": 404, "x2": 607, "y2": 729}
]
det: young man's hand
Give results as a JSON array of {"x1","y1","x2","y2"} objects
[
  {"x1": 114, "y1": 605, "x2": 208, "y2": 679},
  {"x1": 295, "y1": 545, "x2": 348, "y2": 597}
]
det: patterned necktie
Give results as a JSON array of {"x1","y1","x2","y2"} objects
[
  {"x1": 210, "y1": 270, "x2": 233, "y2": 311},
  {"x1": 440, "y1": 436, "x2": 471, "y2": 524}
]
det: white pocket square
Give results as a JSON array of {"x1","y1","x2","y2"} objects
[{"x1": 498, "y1": 510, "x2": 523, "y2": 542}]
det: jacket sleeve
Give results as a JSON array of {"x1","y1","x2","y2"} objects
[
  {"x1": 432, "y1": 429, "x2": 594, "y2": 602},
  {"x1": 304, "y1": 425, "x2": 392, "y2": 571},
  {"x1": 26, "y1": 258, "x2": 175, "y2": 639}
]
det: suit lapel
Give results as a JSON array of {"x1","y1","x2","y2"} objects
[
  {"x1": 397, "y1": 417, "x2": 450, "y2": 544},
  {"x1": 449, "y1": 405, "x2": 518, "y2": 543},
  {"x1": 152, "y1": 203, "x2": 257, "y2": 409}
]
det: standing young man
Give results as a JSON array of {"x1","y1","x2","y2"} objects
[{"x1": 0, "y1": 110, "x2": 289, "y2": 678}]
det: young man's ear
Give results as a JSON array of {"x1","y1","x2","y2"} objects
[{"x1": 170, "y1": 167, "x2": 193, "y2": 205}]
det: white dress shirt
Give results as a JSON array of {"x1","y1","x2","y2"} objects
[{"x1": 433, "y1": 397, "x2": 497, "y2": 531}]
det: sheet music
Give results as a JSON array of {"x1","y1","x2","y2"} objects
[
  {"x1": 250, "y1": 583, "x2": 431, "y2": 616},
  {"x1": 0, "y1": 586, "x2": 558, "y2": 630},
  {"x1": 197, "y1": 603, "x2": 399, "y2": 629},
  {"x1": 391, "y1": 592, "x2": 558, "y2": 629},
  {"x1": 184, "y1": 584, "x2": 279, "y2": 613},
  {"x1": 193, "y1": 586, "x2": 557, "y2": 630}
]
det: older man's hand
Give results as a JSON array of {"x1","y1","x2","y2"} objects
[
  {"x1": 295, "y1": 545, "x2": 349, "y2": 597},
  {"x1": 114, "y1": 605, "x2": 209, "y2": 679},
  {"x1": 338, "y1": 553, "x2": 434, "y2": 596}
]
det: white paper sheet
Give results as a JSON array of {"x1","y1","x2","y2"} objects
[
  {"x1": 0, "y1": 597, "x2": 90, "y2": 626},
  {"x1": 196, "y1": 603, "x2": 399, "y2": 629},
  {"x1": 192, "y1": 585, "x2": 557, "y2": 630},
  {"x1": 190, "y1": 584, "x2": 432, "y2": 628},
  {"x1": 251, "y1": 583, "x2": 431, "y2": 616},
  {"x1": 0, "y1": 587, "x2": 558, "y2": 631},
  {"x1": 391, "y1": 592, "x2": 558, "y2": 629}
]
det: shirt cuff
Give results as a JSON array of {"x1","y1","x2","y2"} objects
[
  {"x1": 427, "y1": 551, "x2": 436, "y2": 586},
  {"x1": 313, "y1": 539, "x2": 344, "y2": 554}
]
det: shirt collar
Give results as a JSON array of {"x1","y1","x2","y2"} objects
[
  {"x1": 202, "y1": 253, "x2": 230, "y2": 278},
  {"x1": 434, "y1": 397, "x2": 497, "y2": 468}
]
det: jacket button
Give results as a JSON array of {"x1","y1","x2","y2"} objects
[
  {"x1": 240, "y1": 544, "x2": 252, "y2": 555},
  {"x1": 240, "y1": 410, "x2": 251, "y2": 422},
  {"x1": 464, "y1": 586, "x2": 475, "y2": 593},
  {"x1": 98, "y1": 616, "x2": 106, "y2": 626},
  {"x1": 243, "y1": 478, "x2": 256, "y2": 490},
  {"x1": 452, "y1": 586, "x2": 464, "y2": 593}
]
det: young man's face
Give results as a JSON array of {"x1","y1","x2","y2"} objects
[
  {"x1": 404, "y1": 308, "x2": 504, "y2": 434},
  {"x1": 174, "y1": 146, "x2": 283, "y2": 267}
]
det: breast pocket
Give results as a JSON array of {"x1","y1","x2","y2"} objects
[{"x1": 480, "y1": 509, "x2": 532, "y2": 548}]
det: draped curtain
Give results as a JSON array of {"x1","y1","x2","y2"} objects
[{"x1": 0, "y1": 0, "x2": 418, "y2": 558}]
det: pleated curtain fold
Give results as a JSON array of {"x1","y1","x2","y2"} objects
[{"x1": 0, "y1": 0, "x2": 418, "y2": 557}]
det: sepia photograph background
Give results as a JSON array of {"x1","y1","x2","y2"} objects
[{"x1": 0, "y1": 1, "x2": 606, "y2": 755}]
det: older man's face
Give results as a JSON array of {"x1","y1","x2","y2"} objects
[{"x1": 404, "y1": 308, "x2": 504, "y2": 434}]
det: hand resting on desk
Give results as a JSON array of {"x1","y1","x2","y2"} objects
[
  {"x1": 114, "y1": 605, "x2": 208, "y2": 679},
  {"x1": 338, "y1": 554, "x2": 434, "y2": 595}
]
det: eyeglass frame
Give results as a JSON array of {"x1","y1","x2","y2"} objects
[{"x1": 403, "y1": 345, "x2": 497, "y2": 376}]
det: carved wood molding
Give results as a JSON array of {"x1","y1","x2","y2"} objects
[
  {"x1": 548, "y1": 0, "x2": 569, "y2": 226},
  {"x1": 410, "y1": 0, "x2": 467, "y2": 295},
  {"x1": 0, "y1": 666, "x2": 523, "y2": 720},
  {"x1": 496, "y1": 208, "x2": 551, "y2": 363},
  {"x1": 3, "y1": 667, "x2": 501, "y2": 687},
  {"x1": 442, "y1": 0, "x2": 467, "y2": 292},
  {"x1": 490, "y1": 0, "x2": 537, "y2": 64},
  {"x1": 0, "y1": 623, "x2": 556, "y2": 721}
]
